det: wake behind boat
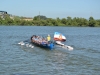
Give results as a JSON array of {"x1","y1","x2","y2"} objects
[{"x1": 31, "y1": 35, "x2": 54, "y2": 50}]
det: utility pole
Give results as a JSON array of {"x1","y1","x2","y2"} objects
[
  {"x1": 91, "y1": 12, "x2": 92, "y2": 17},
  {"x1": 38, "y1": 11, "x2": 40, "y2": 25},
  {"x1": 39, "y1": 11, "x2": 40, "y2": 21}
]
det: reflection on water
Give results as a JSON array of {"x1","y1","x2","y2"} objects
[{"x1": 0, "y1": 26, "x2": 100, "y2": 75}]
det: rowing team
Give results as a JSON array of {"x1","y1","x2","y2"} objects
[{"x1": 31, "y1": 35, "x2": 51, "y2": 44}]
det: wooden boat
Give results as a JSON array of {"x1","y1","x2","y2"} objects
[{"x1": 31, "y1": 35, "x2": 54, "y2": 50}]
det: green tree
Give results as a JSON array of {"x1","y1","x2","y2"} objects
[
  {"x1": 33, "y1": 16, "x2": 39, "y2": 20},
  {"x1": 66, "y1": 17, "x2": 72, "y2": 26},
  {"x1": 61, "y1": 18, "x2": 67, "y2": 25},
  {"x1": 4, "y1": 15, "x2": 13, "y2": 25},
  {"x1": 88, "y1": 16, "x2": 96, "y2": 27},
  {"x1": 95, "y1": 19, "x2": 100, "y2": 27},
  {"x1": 13, "y1": 16, "x2": 21, "y2": 25},
  {"x1": 40, "y1": 20, "x2": 47, "y2": 26},
  {"x1": 72, "y1": 17, "x2": 78, "y2": 26},
  {"x1": 46, "y1": 18, "x2": 53, "y2": 26},
  {"x1": 0, "y1": 16, "x2": 3, "y2": 25}
]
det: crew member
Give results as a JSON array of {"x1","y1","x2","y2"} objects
[{"x1": 47, "y1": 34, "x2": 51, "y2": 41}]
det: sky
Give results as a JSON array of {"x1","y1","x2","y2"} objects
[{"x1": 0, "y1": 0, "x2": 100, "y2": 19}]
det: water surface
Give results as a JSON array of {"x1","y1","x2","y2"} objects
[{"x1": 0, "y1": 26, "x2": 100, "y2": 75}]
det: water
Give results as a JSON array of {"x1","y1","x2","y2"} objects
[{"x1": 0, "y1": 26, "x2": 100, "y2": 75}]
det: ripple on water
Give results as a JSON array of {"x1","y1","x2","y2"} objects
[{"x1": 0, "y1": 26, "x2": 100, "y2": 75}]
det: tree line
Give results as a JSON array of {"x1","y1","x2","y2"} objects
[{"x1": 0, "y1": 15, "x2": 100, "y2": 27}]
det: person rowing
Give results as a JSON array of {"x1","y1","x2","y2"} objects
[{"x1": 31, "y1": 35, "x2": 48, "y2": 44}]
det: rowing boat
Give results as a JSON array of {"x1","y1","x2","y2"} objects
[{"x1": 31, "y1": 35, "x2": 54, "y2": 50}]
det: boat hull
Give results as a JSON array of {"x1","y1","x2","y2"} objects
[{"x1": 31, "y1": 41, "x2": 54, "y2": 50}]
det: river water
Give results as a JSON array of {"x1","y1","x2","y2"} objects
[{"x1": 0, "y1": 26, "x2": 100, "y2": 75}]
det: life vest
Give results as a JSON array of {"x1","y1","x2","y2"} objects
[{"x1": 47, "y1": 36, "x2": 51, "y2": 41}]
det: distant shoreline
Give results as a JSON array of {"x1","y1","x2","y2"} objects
[{"x1": 0, "y1": 15, "x2": 100, "y2": 27}]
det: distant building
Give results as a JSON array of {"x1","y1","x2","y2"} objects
[
  {"x1": 0, "y1": 11, "x2": 33, "y2": 21},
  {"x1": 0, "y1": 11, "x2": 15, "y2": 19},
  {"x1": 22, "y1": 18, "x2": 33, "y2": 21},
  {"x1": 0, "y1": 11, "x2": 7, "y2": 14},
  {"x1": 20, "y1": 16, "x2": 33, "y2": 21},
  {"x1": 0, "y1": 11, "x2": 7, "y2": 19}
]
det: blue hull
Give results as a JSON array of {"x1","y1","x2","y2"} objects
[{"x1": 31, "y1": 42, "x2": 54, "y2": 50}]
